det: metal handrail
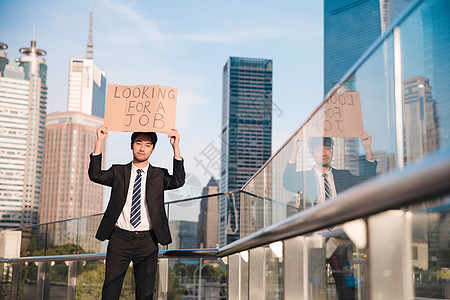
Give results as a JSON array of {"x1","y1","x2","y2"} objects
[
  {"x1": 0, "y1": 249, "x2": 219, "y2": 264},
  {"x1": 218, "y1": 148, "x2": 450, "y2": 257},
  {"x1": 164, "y1": 190, "x2": 240, "y2": 204}
]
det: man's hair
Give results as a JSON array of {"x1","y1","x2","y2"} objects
[
  {"x1": 308, "y1": 137, "x2": 334, "y2": 153},
  {"x1": 131, "y1": 132, "x2": 158, "y2": 147}
]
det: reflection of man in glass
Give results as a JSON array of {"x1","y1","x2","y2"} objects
[
  {"x1": 283, "y1": 132, "x2": 377, "y2": 300},
  {"x1": 283, "y1": 133, "x2": 377, "y2": 206}
]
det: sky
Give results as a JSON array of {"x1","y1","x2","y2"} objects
[{"x1": 0, "y1": 0, "x2": 325, "y2": 202}]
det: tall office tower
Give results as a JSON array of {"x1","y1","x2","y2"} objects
[
  {"x1": 67, "y1": 10, "x2": 107, "y2": 118},
  {"x1": 219, "y1": 57, "x2": 272, "y2": 245},
  {"x1": 40, "y1": 112, "x2": 105, "y2": 252},
  {"x1": 403, "y1": 76, "x2": 439, "y2": 164},
  {"x1": 198, "y1": 177, "x2": 219, "y2": 248},
  {"x1": 0, "y1": 39, "x2": 47, "y2": 229},
  {"x1": 324, "y1": 0, "x2": 411, "y2": 95}
]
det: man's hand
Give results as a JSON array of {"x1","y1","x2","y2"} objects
[
  {"x1": 168, "y1": 129, "x2": 181, "y2": 159},
  {"x1": 360, "y1": 132, "x2": 373, "y2": 161},
  {"x1": 289, "y1": 131, "x2": 304, "y2": 163},
  {"x1": 94, "y1": 125, "x2": 108, "y2": 154}
]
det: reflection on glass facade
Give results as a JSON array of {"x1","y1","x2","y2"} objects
[
  {"x1": 324, "y1": 0, "x2": 411, "y2": 95},
  {"x1": 220, "y1": 57, "x2": 273, "y2": 245},
  {"x1": 403, "y1": 76, "x2": 439, "y2": 163}
]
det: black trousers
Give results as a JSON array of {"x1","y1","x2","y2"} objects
[{"x1": 102, "y1": 227, "x2": 158, "y2": 300}]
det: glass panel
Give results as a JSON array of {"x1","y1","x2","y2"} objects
[
  {"x1": 18, "y1": 262, "x2": 38, "y2": 299},
  {"x1": 399, "y1": 0, "x2": 450, "y2": 165},
  {"x1": 265, "y1": 244, "x2": 283, "y2": 300},
  {"x1": 0, "y1": 263, "x2": 14, "y2": 298},
  {"x1": 410, "y1": 197, "x2": 449, "y2": 299},
  {"x1": 75, "y1": 260, "x2": 105, "y2": 299},
  {"x1": 77, "y1": 215, "x2": 104, "y2": 253},
  {"x1": 49, "y1": 261, "x2": 68, "y2": 299},
  {"x1": 295, "y1": 227, "x2": 368, "y2": 300},
  {"x1": 168, "y1": 258, "x2": 227, "y2": 299},
  {"x1": 166, "y1": 199, "x2": 201, "y2": 250},
  {"x1": 46, "y1": 219, "x2": 82, "y2": 255}
]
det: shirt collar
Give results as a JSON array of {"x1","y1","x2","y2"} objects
[
  {"x1": 314, "y1": 166, "x2": 333, "y2": 178},
  {"x1": 131, "y1": 163, "x2": 149, "y2": 174}
]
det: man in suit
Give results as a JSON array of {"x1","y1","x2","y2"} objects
[
  {"x1": 283, "y1": 133, "x2": 377, "y2": 300},
  {"x1": 283, "y1": 133, "x2": 377, "y2": 207},
  {"x1": 88, "y1": 125, "x2": 185, "y2": 300}
]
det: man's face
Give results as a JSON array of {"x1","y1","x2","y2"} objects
[
  {"x1": 131, "y1": 134, "x2": 154, "y2": 162},
  {"x1": 312, "y1": 146, "x2": 333, "y2": 167}
]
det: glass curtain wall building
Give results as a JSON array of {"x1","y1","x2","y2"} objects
[
  {"x1": 0, "y1": 39, "x2": 47, "y2": 228},
  {"x1": 220, "y1": 57, "x2": 273, "y2": 245}
]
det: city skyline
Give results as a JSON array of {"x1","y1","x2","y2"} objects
[{"x1": 0, "y1": 0, "x2": 324, "y2": 192}]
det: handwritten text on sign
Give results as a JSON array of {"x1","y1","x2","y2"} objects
[
  {"x1": 305, "y1": 92, "x2": 364, "y2": 138},
  {"x1": 104, "y1": 84, "x2": 177, "y2": 133}
]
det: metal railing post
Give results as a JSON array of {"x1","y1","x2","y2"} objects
[
  {"x1": 248, "y1": 247, "x2": 265, "y2": 300},
  {"x1": 66, "y1": 260, "x2": 77, "y2": 300},
  {"x1": 35, "y1": 262, "x2": 50, "y2": 300},
  {"x1": 10, "y1": 263, "x2": 20, "y2": 300},
  {"x1": 368, "y1": 210, "x2": 413, "y2": 299},
  {"x1": 157, "y1": 258, "x2": 169, "y2": 300}
]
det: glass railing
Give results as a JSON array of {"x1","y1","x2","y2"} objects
[
  {"x1": 0, "y1": 192, "x2": 227, "y2": 299},
  {"x1": 0, "y1": 250, "x2": 222, "y2": 300},
  {"x1": 219, "y1": 147, "x2": 450, "y2": 299},
  {"x1": 217, "y1": 0, "x2": 450, "y2": 298},
  {"x1": 239, "y1": 0, "x2": 450, "y2": 238}
]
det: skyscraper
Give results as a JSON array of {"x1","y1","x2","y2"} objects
[
  {"x1": 67, "y1": 10, "x2": 107, "y2": 118},
  {"x1": 403, "y1": 76, "x2": 439, "y2": 164},
  {"x1": 324, "y1": 0, "x2": 411, "y2": 95},
  {"x1": 39, "y1": 10, "x2": 107, "y2": 251},
  {"x1": 40, "y1": 112, "x2": 105, "y2": 252},
  {"x1": 219, "y1": 57, "x2": 272, "y2": 245},
  {"x1": 0, "y1": 39, "x2": 47, "y2": 229},
  {"x1": 198, "y1": 177, "x2": 219, "y2": 248}
]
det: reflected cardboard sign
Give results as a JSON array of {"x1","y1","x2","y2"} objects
[
  {"x1": 305, "y1": 92, "x2": 364, "y2": 138},
  {"x1": 104, "y1": 84, "x2": 177, "y2": 133}
]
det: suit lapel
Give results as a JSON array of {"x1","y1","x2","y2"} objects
[
  {"x1": 124, "y1": 162, "x2": 132, "y2": 199},
  {"x1": 145, "y1": 164, "x2": 154, "y2": 206}
]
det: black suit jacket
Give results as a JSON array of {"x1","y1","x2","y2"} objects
[
  {"x1": 88, "y1": 153, "x2": 185, "y2": 245},
  {"x1": 283, "y1": 160, "x2": 377, "y2": 205}
]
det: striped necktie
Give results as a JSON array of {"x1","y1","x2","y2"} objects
[
  {"x1": 130, "y1": 169, "x2": 143, "y2": 228},
  {"x1": 322, "y1": 173, "x2": 332, "y2": 201}
]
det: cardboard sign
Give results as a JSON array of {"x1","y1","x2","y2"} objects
[
  {"x1": 104, "y1": 84, "x2": 177, "y2": 133},
  {"x1": 305, "y1": 92, "x2": 364, "y2": 138}
]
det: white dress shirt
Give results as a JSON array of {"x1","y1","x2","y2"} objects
[
  {"x1": 116, "y1": 163, "x2": 152, "y2": 231},
  {"x1": 313, "y1": 167, "x2": 337, "y2": 205}
]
